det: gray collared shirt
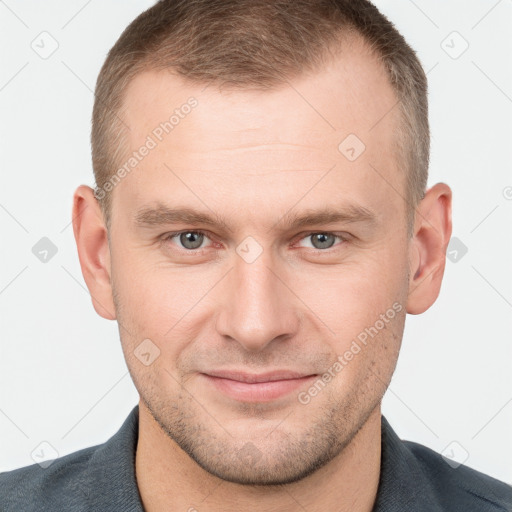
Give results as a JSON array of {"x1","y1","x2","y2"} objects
[{"x1": 1, "y1": 405, "x2": 511, "y2": 511}]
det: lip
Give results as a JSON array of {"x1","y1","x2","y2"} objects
[{"x1": 200, "y1": 370, "x2": 317, "y2": 402}]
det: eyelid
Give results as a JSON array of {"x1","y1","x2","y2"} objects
[{"x1": 161, "y1": 229, "x2": 349, "y2": 251}]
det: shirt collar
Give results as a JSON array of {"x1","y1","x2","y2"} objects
[
  {"x1": 372, "y1": 415, "x2": 443, "y2": 511},
  {"x1": 80, "y1": 404, "x2": 144, "y2": 511}
]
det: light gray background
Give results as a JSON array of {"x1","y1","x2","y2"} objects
[{"x1": 1, "y1": 0, "x2": 511, "y2": 483}]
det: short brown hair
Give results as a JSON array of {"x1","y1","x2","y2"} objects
[{"x1": 91, "y1": 0, "x2": 429, "y2": 236}]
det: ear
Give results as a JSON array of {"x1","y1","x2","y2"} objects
[
  {"x1": 71, "y1": 185, "x2": 116, "y2": 320},
  {"x1": 406, "y1": 182, "x2": 452, "y2": 315}
]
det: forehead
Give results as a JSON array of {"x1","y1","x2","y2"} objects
[
  {"x1": 122, "y1": 36, "x2": 398, "y2": 144},
  {"x1": 113, "y1": 36, "x2": 404, "y2": 229}
]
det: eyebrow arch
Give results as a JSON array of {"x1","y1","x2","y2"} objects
[
  {"x1": 274, "y1": 204, "x2": 378, "y2": 233},
  {"x1": 134, "y1": 204, "x2": 230, "y2": 231},
  {"x1": 134, "y1": 202, "x2": 378, "y2": 233}
]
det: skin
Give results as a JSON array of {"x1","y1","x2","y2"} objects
[{"x1": 72, "y1": 34, "x2": 452, "y2": 512}]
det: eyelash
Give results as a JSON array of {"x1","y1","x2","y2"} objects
[{"x1": 160, "y1": 230, "x2": 349, "y2": 253}]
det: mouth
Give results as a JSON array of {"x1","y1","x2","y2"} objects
[{"x1": 200, "y1": 370, "x2": 318, "y2": 402}]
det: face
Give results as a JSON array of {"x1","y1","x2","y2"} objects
[{"x1": 107, "y1": 37, "x2": 412, "y2": 485}]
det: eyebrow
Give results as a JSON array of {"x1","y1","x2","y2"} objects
[{"x1": 134, "y1": 202, "x2": 378, "y2": 233}]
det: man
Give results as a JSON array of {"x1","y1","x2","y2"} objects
[{"x1": 1, "y1": 0, "x2": 510, "y2": 510}]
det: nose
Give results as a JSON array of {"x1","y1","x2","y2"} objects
[{"x1": 215, "y1": 249, "x2": 300, "y2": 352}]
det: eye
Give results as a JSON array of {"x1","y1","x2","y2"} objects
[
  {"x1": 296, "y1": 232, "x2": 347, "y2": 250},
  {"x1": 162, "y1": 230, "x2": 211, "y2": 250}
]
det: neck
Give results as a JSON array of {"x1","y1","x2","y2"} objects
[{"x1": 135, "y1": 402, "x2": 382, "y2": 512}]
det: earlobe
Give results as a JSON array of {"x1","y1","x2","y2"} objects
[
  {"x1": 72, "y1": 185, "x2": 116, "y2": 321},
  {"x1": 406, "y1": 183, "x2": 453, "y2": 315}
]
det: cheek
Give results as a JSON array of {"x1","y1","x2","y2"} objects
[
  {"x1": 111, "y1": 258, "x2": 213, "y2": 373},
  {"x1": 112, "y1": 249, "x2": 204, "y2": 327},
  {"x1": 326, "y1": 305, "x2": 405, "y2": 402},
  {"x1": 294, "y1": 251, "x2": 407, "y2": 375},
  {"x1": 296, "y1": 254, "x2": 404, "y2": 333}
]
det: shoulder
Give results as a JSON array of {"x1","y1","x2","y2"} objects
[
  {"x1": 0, "y1": 443, "x2": 100, "y2": 512},
  {"x1": 404, "y1": 439, "x2": 512, "y2": 511},
  {"x1": 377, "y1": 415, "x2": 512, "y2": 512},
  {"x1": 0, "y1": 405, "x2": 142, "y2": 512}
]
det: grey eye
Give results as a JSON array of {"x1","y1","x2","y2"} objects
[
  {"x1": 310, "y1": 233, "x2": 336, "y2": 249},
  {"x1": 179, "y1": 232, "x2": 205, "y2": 250}
]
